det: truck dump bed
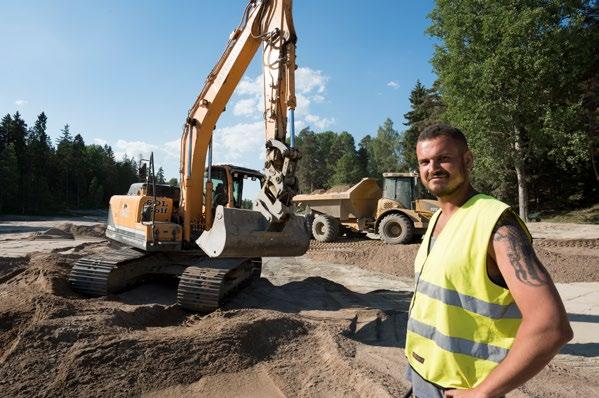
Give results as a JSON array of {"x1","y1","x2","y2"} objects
[{"x1": 293, "y1": 178, "x2": 382, "y2": 221}]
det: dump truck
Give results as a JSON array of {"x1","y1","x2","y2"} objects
[{"x1": 293, "y1": 173, "x2": 440, "y2": 244}]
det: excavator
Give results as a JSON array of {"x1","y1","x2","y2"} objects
[{"x1": 68, "y1": 0, "x2": 310, "y2": 311}]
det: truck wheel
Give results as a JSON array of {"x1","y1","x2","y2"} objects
[
  {"x1": 312, "y1": 214, "x2": 339, "y2": 242},
  {"x1": 378, "y1": 213, "x2": 414, "y2": 244},
  {"x1": 304, "y1": 213, "x2": 315, "y2": 238}
]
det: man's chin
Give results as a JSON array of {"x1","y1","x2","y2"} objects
[{"x1": 428, "y1": 184, "x2": 460, "y2": 198}]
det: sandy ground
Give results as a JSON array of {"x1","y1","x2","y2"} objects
[{"x1": 0, "y1": 217, "x2": 598, "y2": 397}]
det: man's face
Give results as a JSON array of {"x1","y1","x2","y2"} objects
[{"x1": 416, "y1": 135, "x2": 473, "y2": 198}]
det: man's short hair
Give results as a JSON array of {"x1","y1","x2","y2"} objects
[{"x1": 417, "y1": 124, "x2": 469, "y2": 150}]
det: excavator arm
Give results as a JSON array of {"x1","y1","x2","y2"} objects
[{"x1": 180, "y1": 0, "x2": 308, "y2": 257}]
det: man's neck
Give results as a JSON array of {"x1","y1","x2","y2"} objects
[{"x1": 437, "y1": 184, "x2": 477, "y2": 217}]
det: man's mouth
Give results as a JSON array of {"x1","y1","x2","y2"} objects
[{"x1": 429, "y1": 174, "x2": 448, "y2": 181}]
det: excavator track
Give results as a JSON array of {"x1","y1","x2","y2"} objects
[
  {"x1": 69, "y1": 247, "x2": 262, "y2": 313},
  {"x1": 177, "y1": 258, "x2": 262, "y2": 312},
  {"x1": 68, "y1": 247, "x2": 151, "y2": 296}
]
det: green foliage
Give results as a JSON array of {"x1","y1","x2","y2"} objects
[
  {"x1": 156, "y1": 167, "x2": 166, "y2": 184},
  {"x1": 366, "y1": 118, "x2": 402, "y2": 178},
  {"x1": 0, "y1": 144, "x2": 20, "y2": 213},
  {"x1": 0, "y1": 112, "x2": 140, "y2": 214},
  {"x1": 428, "y1": 0, "x2": 598, "y2": 215},
  {"x1": 330, "y1": 153, "x2": 362, "y2": 186},
  {"x1": 168, "y1": 177, "x2": 179, "y2": 187},
  {"x1": 241, "y1": 198, "x2": 253, "y2": 209},
  {"x1": 295, "y1": 119, "x2": 406, "y2": 192},
  {"x1": 401, "y1": 80, "x2": 445, "y2": 171}
]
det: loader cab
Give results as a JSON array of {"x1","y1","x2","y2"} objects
[
  {"x1": 382, "y1": 172, "x2": 419, "y2": 210},
  {"x1": 206, "y1": 165, "x2": 264, "y2": 209}
]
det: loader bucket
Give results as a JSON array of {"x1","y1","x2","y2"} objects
[{"x1": 196, "y1": 206, "x2": 310, "y2": 258}]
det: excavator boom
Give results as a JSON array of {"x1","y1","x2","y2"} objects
[{"x1": 180, "y1": 0, "x2": 308, "y2": 257}]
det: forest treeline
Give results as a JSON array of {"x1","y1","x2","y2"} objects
[
  {"x1": 0, "y1": 112, "x2": 141, "y2": 214},
  {"x1": 1, "y1": 1, "x2": 596, "y2": 218}
]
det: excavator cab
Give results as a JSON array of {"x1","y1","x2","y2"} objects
[{"x1": 206, "y1": 165, "x2": 264, "y2": 210}]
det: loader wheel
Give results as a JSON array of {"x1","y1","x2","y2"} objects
[
  {"x1": 312, "y1": 214, "x2": 339, "y2": 242},
  {"x1": 304, "y1": 213, "x2": 315, "y2": 238},
  {"x1": 378, "y1": 213, "x2": 414, "y2": 244}
]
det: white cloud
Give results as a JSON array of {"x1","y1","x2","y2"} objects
[
  {"x1": 295, "y1": 93, "x2": 311, "y2": 116},
  {"x1": 163, "y1": 138, "x2": 181, "y2": 158},
  {"x1": 312, "y1": 94, "x2": 325, "y2": 103},
  {"x1": 233, "y1": 97, "x2": 259, "y2": 117},
  {"x1": 305, "y1": 114, "x2": 335, "y2": 130},
  {"x1": 15, "y1": 99, "x2": 28, "y2": 107},
  {"x1": 387, "y1": 81, "x2": 400, "y2": 89},
  {"x1": 108, "y1": 138, "x2": 181, "y2": 179},
  {"x1": 113, "y1": 140, "x2": 159, "y2": 162},
  {"x1": 296, "y1": 67, "x2": 328, "y2": 94},
  {"x1": 230, "y1": 65, "x2": 334, "y2": 136},
  {"x1": 212, "y1": 121, "x2": 265, "y2": 165},
  {"x1": 235, "y1": 74, "x2": 263, "y2": 97},
  {"x1": 94, "y1": 138, "x2": 107, "y2": 146}
]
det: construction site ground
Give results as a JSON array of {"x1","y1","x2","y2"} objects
[{"x1": 0, "y1": 216, "x2": 598, "y2": 397}]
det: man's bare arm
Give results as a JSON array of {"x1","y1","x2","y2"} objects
[{"x1": 445, "y1": 211, "x2": 572, "y2": 398}]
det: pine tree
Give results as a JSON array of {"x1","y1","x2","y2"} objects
[
  {"x1": 0, "y1": 144, "x2": 19, "y2": 213},
  {"x1": 0, "y1": 114, "x2": 12, "y2": 153},
  {"x1": 156, "y1": 167, "x2": 166, "y2": 184},
  {"x1": 367, "y1": 118, "x2": 402, "y2": 179},
  {"x1": 55, "y1": 125, "x2": 73, "y2": 206},
  {"x1": 401, "y1": 80, "x2": 445, "y2": 171},
  {"x1": 26, "y1": 112, "x2": 53, "y2": 212}
]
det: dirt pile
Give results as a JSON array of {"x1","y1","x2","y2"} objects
[
  {"x1": 0, "y1": 250, "x2": 413, "y2": 397},
  {"x1": 306, "y1": 237, "x2": 599, "y2": 283},
  {"x1": 25, "y1": 223, "x2": 106, "y2": 241},
  {"x1": 1, "y1": 219, "x2": 599, "y2": 397}
]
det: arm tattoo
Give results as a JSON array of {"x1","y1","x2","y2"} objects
[{"x1": 492, "y1": 211, "x2": 549, "y2": 287}]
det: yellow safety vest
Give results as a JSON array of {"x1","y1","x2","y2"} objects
[{"x1": 405, "y1": 194, "x2": 525, "y2": 389}]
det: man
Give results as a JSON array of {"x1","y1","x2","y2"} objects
[{"x1": 404, "y1": 124, "x2": 572, "y2": 398}]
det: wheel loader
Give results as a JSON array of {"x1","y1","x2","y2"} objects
[
  {"x1": 293, "y1": 173, "x2": 440, "y2": 244},
  {"x1": 69, "y1": 0, "x2": 311, "y2": 312}
]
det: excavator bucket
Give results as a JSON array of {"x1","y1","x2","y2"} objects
[{"x1": 196, "y1": 206, "x2": 310, "y2": 258}]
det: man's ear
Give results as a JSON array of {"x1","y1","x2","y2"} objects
[{"x1": 463, "y1": 149, "x2": 474, "y2": 171}]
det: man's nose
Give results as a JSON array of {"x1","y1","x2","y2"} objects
[{"x1": 429, "y1": 159, "x2": 442, "y2": 171}]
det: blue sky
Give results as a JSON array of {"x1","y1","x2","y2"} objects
[{"x1": 1, "y1": 0, "x2": 437, "y2": 181}]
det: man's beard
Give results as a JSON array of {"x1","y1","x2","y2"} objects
[
  {"x1": 426, "y1": 169, "x2": 468, "y2": 198},
  {"x1": 428, "y1": 178, "x2": 465, "y2": 197}
]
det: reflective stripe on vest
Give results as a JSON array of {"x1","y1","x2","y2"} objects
[
  {"x1": 408, "y1": 318, "x2": 509, "y2": 363},
  {"x1": 405, "y1": 194, "x2": 526, "y2": 389},
  {"x1": 415, "y1": 279, "x2": 521, "y2": 320}
]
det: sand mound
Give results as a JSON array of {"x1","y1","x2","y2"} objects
[
  {"x1": 53, "y1": 222, "x2": 106, "y2": 239},
  {"x1": 306, "y1": 237, "x2": 599, "y2": 283},
  {"x1": 2, "y1": 219, "x2": 599, "y2": 397},
  {"x1": 0, "y1": 247, "x2": 414, "y2": 398},
  {"x1": 309, "y1": 184, "x2": 353, "y2": 195},
  {"x1": 25, "y1": 223, "x2": 106, "y2": 241},
  {"x1": 28, "y1": 227, "x2": 74, "y2": 240}
]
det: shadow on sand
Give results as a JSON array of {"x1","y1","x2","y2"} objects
[
  {"x1": 227, "y1": 276, "x2": 413, "y2": 348},
  {"x1": 561, "y1": 343, "x2": 599, "y2": 357}
]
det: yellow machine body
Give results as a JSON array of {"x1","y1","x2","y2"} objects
[{"x1": 106, "y1": 195, "x2": 182, "y2": 251}]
